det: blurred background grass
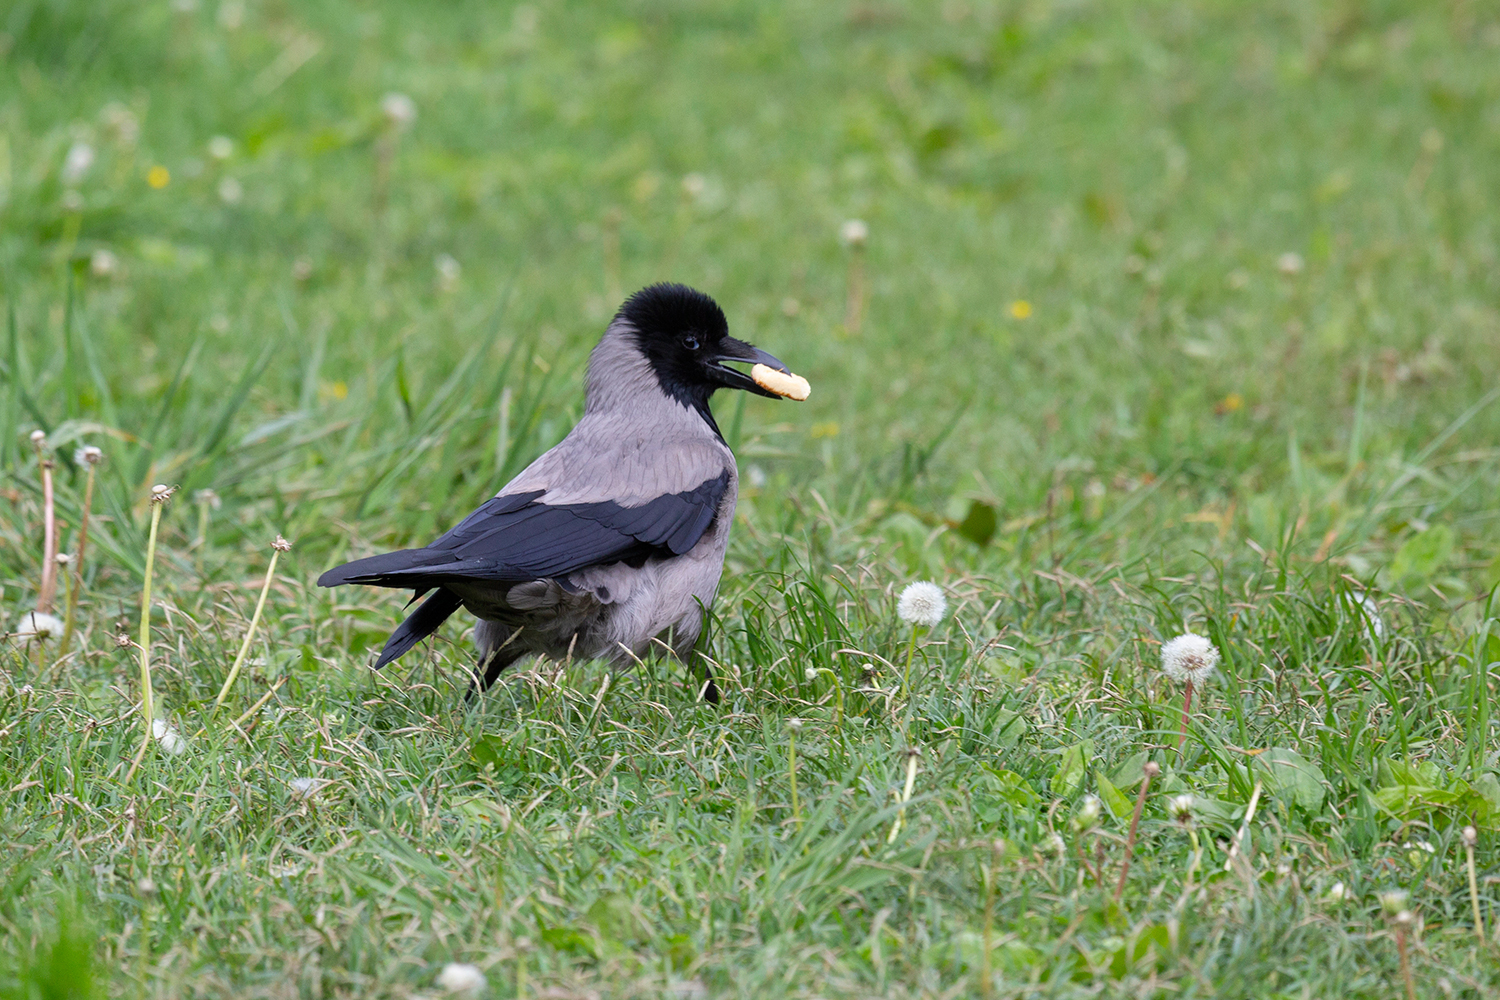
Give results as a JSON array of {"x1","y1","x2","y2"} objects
[
  {"x1": 4, "y1": 1, "x2": 1500, "y2": 996},
  {"x1": 6, "y1": 0, "x2": 1498, "y2": 570}
]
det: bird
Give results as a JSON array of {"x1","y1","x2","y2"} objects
[{"x1": 318, "y1": 283, "x2": 810, "y2": 703}]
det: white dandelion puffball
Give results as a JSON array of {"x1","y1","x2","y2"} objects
[
  {"x1": 1354, "y1": 591, "x2": 1385, "y2": 640},
  {"x1": 1168, "y1": 793, "x2": 1195, "y2": 824},
  {"x1": 151, "y1": 719, "x2": 188, "y2": 756},
  {"x1": 896, "y1": 581, "x2": 947, "y2": 628},
  {"x1": 381, "y1": 92, "x2": 417, "y2": 129},
  {"x1": 16, "y1": 611, "x2": 64, "y2": 640},
  {"x1": 840, "y1": 218, "x2": 869, "y2": 247},
  {"x1": 207, "y1": 135, "x2": 234, "y2": 160},
  {"x1": 1161, "y1": 632, "x2": 1218, "y2": 685},
  {"x1": 287, "y1": 777, "x2": 321, "y2": 798},
  {"x1": 62, "y1": 141, "x2": 95, "y2": 185},
  {"x1": 90, "y1": 249, "x2": 119, "y2": 277},
  {"x1": 436, "y1": 962, "x2": 487, "y2": 995}
]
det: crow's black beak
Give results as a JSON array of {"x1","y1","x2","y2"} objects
[{"x1": 708, "y1": 337, "x2": 798, "y2": 399}]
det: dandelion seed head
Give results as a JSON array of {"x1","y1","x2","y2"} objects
[
  {"x1": 273, "y1": 535, "x2": 292, "y2": 552},
  {"x1": 76, "y1": 444, "x2": 104, "y2": 466},
  {"x1": 16, "y1": 611, "x2": 64, "y2": 640},
  {"x1": 136, "y1": 877, "x2": 158, "y2": 897},
  {"x1": 208, "y1": 135, "x2": 234, "y2": 160},
  {"x1": 1168, "y1": 793, "x2": 1195, "y2": 826},
  {"x1": 381, "y1": 92, "x2": 417, "y2": 129},
  {"x1": 436, "y1": 962, "x2": 487, "y2": 995},
  {"x1": 55, "y1": 553, "x2": 71, "y2": 565},
  {"x1": 1379, "y1": 889, "x2": 1409, "y2": 916},
  {"x1": 1463, "y1": 826, "x2": 1478, "y2": 848},
  {"x1": 150, "y1": 484, "x2": 176, "y2": 504},
  {"x1": 1394, "y1": 910, "x2": 1415, "y2": 929},
  {"x1": 89, "y1": 249, "x2": 119, "y2": 277},
  {"x1": 1160, "y1": 632, "x2": 1219, "y2": 685},
  {"x1": 896, "y1": 581, "x2": 947, "y2": 628},
  {"x1": 804, "y1": 667, "x2": 818, "y2": 682},
  {"x1": 62, "y1": 142, "x2": 95, "y2": 185},
  {"x1": 786, "y1": 717, "x2": 804, "y2": 733},
  {"x1": 1074, "y1": 794, "x2": 1102, "y2": 829},
  {"x1": 195, "y1": 489, "x2": 221, "y2": 509},
  {"x1": 30, "y1": 429, "x2": 46, "y2": 445},
  {"x1": 1353, "y1": 591, "x2": 1385, "y2": 640},
  {"x1": 1325, "y1": 881, "x2": 1347, "y2": 903},
  {"x1": 1143, "y1": 761, "x2": 1161, "y2": 779},
  {"x1": 101, "y1": 103, "x2": 139, "y2": 145},
  {"x1": 1277, "y1": 251, "x2": 1304, "y2": 276},
  {"x1": 288, "y1": 777, "x2": 320, "y2": 798},
  {"x1": 218, "y1": 177, "x2": 243, "y2": 204},
  {"x1": 839, "y1": 219, "x2": 868, "y2": 247},
  {"x1": 151, "y1": 719, "x2": 187, "y2": 756}
]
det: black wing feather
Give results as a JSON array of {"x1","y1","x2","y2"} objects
[
  {"x1": 372, "y1": 587, "x2": 464, "y2": 670},
  {"x1": 318, "y1": 470, "x2": 730, "y2": 590}
]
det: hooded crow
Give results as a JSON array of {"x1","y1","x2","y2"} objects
[{"x1": 318, "y1": 283, "x2": 809, "y2": 703}]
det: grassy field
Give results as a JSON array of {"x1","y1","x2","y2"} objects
[{"x1": 4, "y1": 0, "x2": 1500, "y2": 996}]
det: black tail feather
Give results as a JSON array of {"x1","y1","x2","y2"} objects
[
  {"x1": 318, "y1": 548, "x2": 445, "y2": 588},
  {"x1": 372, "y1": 588, "x2": 463, "y2": 670}
]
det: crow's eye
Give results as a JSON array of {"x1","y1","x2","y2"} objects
[{"x1": 682, "y1": 335, "x2": 700, "y2": 351}]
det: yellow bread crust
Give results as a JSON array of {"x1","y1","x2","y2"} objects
[{"x1": 750, "y1": 363, "x2": 811, "y2": 401}]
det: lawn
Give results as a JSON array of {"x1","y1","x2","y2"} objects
[{"x1": 4, "y1": 0, "x2": 1500, "y2": 996}]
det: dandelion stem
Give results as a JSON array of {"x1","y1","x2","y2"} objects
[
  {"x1": 844, "y1": 246, "x2": 865, "y2": 335},
  {"x1": 1223, "y1": 781, "x2": 1264, "y2": 872},
  {"x1": 59, "y1": 459, "x2": 97, "y2": 658},
  {"x1": 1114, "y1": 762, "x2": 1159, "y2": 903},
  {"x1": 787, "y1": 725, "x2": 801, "y2": 831},
  {"x1": 125, "y1": 498, "x2": 166, "y2": 783},
  {"x1": 887, "y1": 748, "x2": 920, "y2": 845},
  {"x1": 213, "y1": 543, "x2": 284, "y2": 715},
  {"x1": 902, "y1": 624, "x2": 919, "y2": 717},
  {"x1": 36, "y1": 453, "x2": 58, "y2": 614},
  {"x1": 1176, "y1": 679, "x2": 1194, "y2": 754},
  {"x1": 230, "y1": 676, "x2": 286, "y2": 730},
  {"x1": 1396, "y1": 922, "x2": 1416, "y2": 1000},
  {"x1": 981, "y1": 841, "x2": 999, "y2": 1000},
  {"x1": 1465, "y1": 827, "x2": 1484, "y2": 942}
]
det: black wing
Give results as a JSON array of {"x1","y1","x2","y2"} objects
[{"x1": 318, "y1": 470, "x2": 731, "y2": 590}]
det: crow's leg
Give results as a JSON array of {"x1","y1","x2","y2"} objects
[
  {"x1": 698, "y1": 660, "x2": 720, "y2": 704},
  {"x1": 466, "y1": 622, "x2": 525, "y2": 701}
]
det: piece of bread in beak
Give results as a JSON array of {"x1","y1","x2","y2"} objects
[{"x1": 751, "y1": 364, "x2": 811, "y2": 401}]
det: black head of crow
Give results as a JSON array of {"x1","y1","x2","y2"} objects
[{"x1": 318, "y1": 283, "x2": 809, "y2": 703}]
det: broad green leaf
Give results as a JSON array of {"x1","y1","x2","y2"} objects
[
  {"x1": 1253, "y1": 747, "x2": 1326, "y2": 811},
  {"x1": 1053, "y1": 740, "x2": 1092, "y2": 797},
  {"x1": 1111, "y1": 752, "x2": 1149, "y2": 789},
  {"x1": 1095, "y1": 772, "x2": 1132, "y2": 819},
  {"x1": 1390, "y1": 524, "x2": 1454, "y2": 581},
  {"x1": 988, "y1": 708, "x2": 1025, "y2": 748},
  {"x1": 955, "y1": 499, "x2": 997, "y2": 547}
]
